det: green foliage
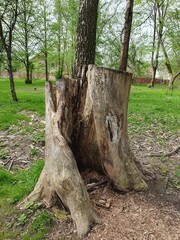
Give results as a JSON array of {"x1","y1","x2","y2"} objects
[{"x1": 54, "y1": 69, "x2": 62, "y2": 79}]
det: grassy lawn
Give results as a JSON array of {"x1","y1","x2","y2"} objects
[
  {"x1": 128, "y1": 84, "x2": 180, "y2": 134},
  {"x1": 0, "y1": 78, "x2": 45, "y2": 130},
  {"x1": 0, "y1": 78, "x2": 51, "y2": 240},
  {"x1": 0, "y1": 78, "x2": 179, "y2": 239}
]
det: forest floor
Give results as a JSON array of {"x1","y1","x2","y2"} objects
[{"x1": 0, "y1": 110, "x2": 179, "y2": 240}]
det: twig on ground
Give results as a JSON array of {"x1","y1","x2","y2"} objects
[
  {"x1": 8, "y1": 158, "x2": 15, "y2": 171},
  {"x1": 146, "y1": 146, "x2": 180, "y2": 157},
  {"x1": 3, "y1": 159, "x2": 11, "y2": 166},
  {"x1": 164, "y1": 177, "x2": 169, "y2": 189},
  {"x1": 94, "y1": 198, "x2": 112, "y2": 209},
  {"x1": 87, "y1": 180, "x2": 108, "y2": 192}
]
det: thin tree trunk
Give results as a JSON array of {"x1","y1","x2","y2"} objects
[
  {"x1": 150, "y1": 5, "x2": 158, "y2": 87},
  {"x1": 25, "y1": 55, "x2": 31, "y2": 84},
  {"x1": 151, "y1": 39, "x2": 160, "y2": 87},
  {"x1": 160, "y1": 38, "x2": 174, "y2": 89},
  {"x1": 24, "y1": 3, "x2": 31, "y2": 84},
  {"x1": 29, "y1": 62, "x2": 33, "y2": 82},
  {"x1": 43, "y1": 1, "x2": 48, "y2": 82},
  {"x1": 0, "y1": 19, "x2": 18, "y2": 101},
  {"x1": 168, "y1": 71, "x2": 180, "y2": 90},
  {"x1": 7, "y1": 56, "x2": 18, "y2": 101},
  {"x1": 45, "y1": 51, "x2": 48, "y2": 81},
  {"x1": 119, "y1": 0, "x2": 134, "y2": 71}
]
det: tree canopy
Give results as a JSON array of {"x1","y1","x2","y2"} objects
[{"x1": 0, "y1": 0, "x2": 179, "y2": 85}]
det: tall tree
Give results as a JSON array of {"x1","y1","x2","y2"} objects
[
  {"x1": 14, "y1": 0, "x2": 35, "y2": 84},
  {"x1": 150, "y1": 4, "x2": 160, "y2": 87},
  {"x1": 156, "y1": 0, "x2": 178, "y2": 89},
  {"x1": 119, "y1": 0, "x2": 134, "y2": 71},
  {"x1": 42, "y1": 0, "x2": 49, "y2": 81},
  {"x1": 0, "y1": 38, "x2": 5, "y2": 75},
  {"x1": 34, "y1": 0, "x2": 52, "y2": 81},
  {"x1": 53, "y1": 0, "x2": 67, "y2": 78},
  {"x1": 50, "y1": 0, "x2": 78, "y2": 77},
  {"x1": 0, "y1": 0, "x2": 19, "y2": 101},
  {"x1": 72, "y1": 0, "x2": 99, "y2": 78}
]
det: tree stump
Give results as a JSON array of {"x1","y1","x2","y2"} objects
[{"x1": 21, "y1": 65, "x2": 148, "y2": 237}]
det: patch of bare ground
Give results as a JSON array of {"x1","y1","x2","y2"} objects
[
  {"x1": 0, "y1": 112, "x2": 179, "y2": 240},
  {"x1": 0, "y1": 111, "x2": 45, "y2": 170},
  {"x1": 46, "y1": 183, "x2": 180, "y2": 240}
]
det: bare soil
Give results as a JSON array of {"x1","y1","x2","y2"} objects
[{"x1": 0, "y1": 112, "x2": 179, "y2": 240}]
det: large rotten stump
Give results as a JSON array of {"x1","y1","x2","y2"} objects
[
  {"x1": 20, "y1": 78, "x2": 99, "y2": 237},
  {"x1": 73, "y1": 65, "x2": 148, "y2": 191},
  {"x1": 21, "y1": 65, "x2": 148, "y2": 237}
]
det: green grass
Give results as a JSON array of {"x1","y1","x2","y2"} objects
[
  {"x1": 0, "y1": 160, "x2": 44, "y2": 204},
  {"x1": 0, "y1": 161, "x2": 49, "y2": 240},
  {"x1": 128, "y1": 84, "x2": 180, "y2": 134},
  {"x1": 22, "y1": 210, "x2": 53, "y2": 240},
  {"x1": 0, "y1": 78, "x2": 45, "y2": 130}
]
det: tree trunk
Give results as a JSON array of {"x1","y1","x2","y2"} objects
[
  {"x1": 24, "y1": 4, "x2": 31, "y2": 85},
  {"x1": 150, "y1": 5, "x2": 159, "y2": 88},
  {"x1": 168, "y1": 71, "x2": 180, "y2": 90},
  {"x1": 29, "y1": 61, "x2": 34, "y2": 82},
  {"x1": 72, "y1": 0, "x2": 99, "y2": 78},
  {"x1": 119, "y1": 0, "x2": 134, "y2": 71},
  {"x1": 73, "y1": 65, "x2": 148, "y2": 191},
  {"x1": 45, "y1": 51, "x2": 48, "y2": 81},
  {"x1": 160, "y1": 38, "x2": 174, "y2": 90},
  {"x1": 21, "y1": 65, "x2": 148, "y2": 237},
  {"x1": 25, "y1": 57, "x2": 31, "y2": 84},
  {"x1": 7, "y1": 55, "x2": 18, "y2": 101},
  {"x1": 20, "y1": 77, "x2": 99, "y2": 237}
]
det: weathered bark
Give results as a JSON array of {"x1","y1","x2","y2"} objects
[
  {"x1": 73, "y1": 65, "x2": 148, "y2": 191},
  {"x1": 119, "y1": 0, "x2": 134, "y2": 71},
  {"x1": 72, "y1": 0, "x2": 99, "y2": 78},
  {"x1": 22, "y1": 65, "x2": 148, "y2": 237},
  {"x1": 20, "y1": 78, "x2": 99, "y2": 237}
]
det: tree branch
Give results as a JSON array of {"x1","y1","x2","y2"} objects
[{"x1": 146, "y1": 146, "x2": 180, "y2": 157}]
